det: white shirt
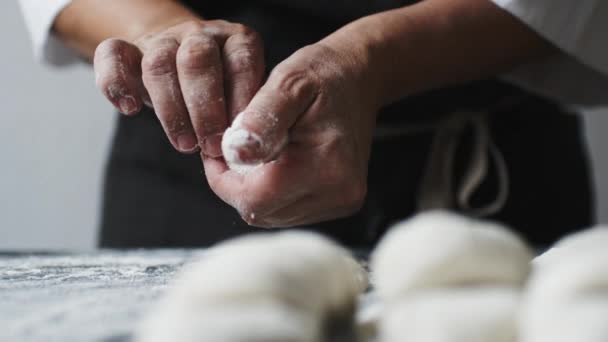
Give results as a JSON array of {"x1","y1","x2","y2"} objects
[{"x1": 18, "y1": 0, "x2": 608, "y2": 107}]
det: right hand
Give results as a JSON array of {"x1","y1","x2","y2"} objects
[{"x1": 93, "y1": 19, "x2": 265, "y2": 156}]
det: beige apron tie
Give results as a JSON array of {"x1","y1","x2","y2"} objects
[{"x1": 415, "y1": 111, "x2": 509, "y2": 217}]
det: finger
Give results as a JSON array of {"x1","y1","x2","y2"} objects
[
  {"x1": 222, "y1": 66, "x2": 319, "y2": 167},
  {"x1": 141, "y1": 37, "x2": 198, "y2": 153},
  {"x1": 222, "y1": 28, "x2": 265, "y2": 120},
  {"x1": 176, "y1": 35, "x2": 227, "y2": 158},
  {"x1": 94, "y1": 38, "x2": 144, "y2": 115}
]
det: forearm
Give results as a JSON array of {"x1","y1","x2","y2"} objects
[
  {"x1": 53, "y1": 0, "x2": 200, "y2": 60},
  {"x1": 321, "y1": 0, "x2": 554, "y2": 107}
]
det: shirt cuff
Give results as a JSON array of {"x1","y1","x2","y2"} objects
[
  {"x1": 19, "y1": 0, "x2": 80, "y2": 66},
  {"x1": 490, "y1": 0, "x2": 608, "y2": 76}
]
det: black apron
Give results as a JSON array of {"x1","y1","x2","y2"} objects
[{"x1": 99, "y1": 0, "x2": 593, "y2": 248}]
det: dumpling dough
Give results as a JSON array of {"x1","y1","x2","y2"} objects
[
  {"x1": 134, "y1": 231, "x2": 366, "y2": 342},
  {"x1": 371, "y1": 210, "x2": 533, "y2": 299},
  {"x1": 533, "y1": 227, "x2": 608, "y2": 268},
  {"x1": 371, "y1": 211, "x2": 531, "y2": 342},
  {"x1": 379, "y1": 288, "x2": 520, "y2": 342},
  {"x1": 521, "y1": 297, "x2": 608, "y2": 342},
  {"x1": 521, "y1": 228, "x2": 608, "y2": 342}
]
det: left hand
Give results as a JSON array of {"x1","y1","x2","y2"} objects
[{"x1": 203, "y1": 42, "x2": 381, "y2": 227}]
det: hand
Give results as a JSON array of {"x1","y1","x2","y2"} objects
[
  {"x1": 204, "y1": 43, "x2": 381, "y2": 227},
  {"x1": 93, "y1": 19, "x2": 265, "y2": 156}
]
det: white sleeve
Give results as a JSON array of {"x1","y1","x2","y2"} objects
[
  {"x1": 489, "y1": 0, "x2": 608, "y2": 107},
  {"x1": 18, "y1": 0, "x2": 80, "y2": 66}
]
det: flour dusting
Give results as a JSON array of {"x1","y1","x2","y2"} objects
[
  {"x1": 221, "y1": 112, "x2": 279, "y2": 174},
  {"x1": 222, "y1": 127, "x2": 264, "y2": 174}
]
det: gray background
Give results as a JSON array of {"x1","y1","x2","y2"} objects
[{"x1": 1, "y1": 1, "x2": 607, "y2": 250}]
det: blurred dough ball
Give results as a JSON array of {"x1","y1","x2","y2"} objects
[
  {"x1": 371, "y1": 210, "x2": 533, "y2": 299},
  {"x1": 521, "y1": 296, "x2": 608, "y2": 342},
  {"x1": 379, "y1": 287, "x2": 520, "y2": 342},
  {"x1": 137, "y1": 300, "x2": 319, "y2": 342},
  {"x1": 534, "y1": 227, "x2": 608, "y2": 268},
  {"x1": 522, "y1": 229, "x2": 608, "y2": 342},
  {"x1": 135, "y1": 231, "x2": 366, "y2": 342}
]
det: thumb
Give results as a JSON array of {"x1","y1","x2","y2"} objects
[{"x1": 221, "y1": 69, "x2": 318, "y2": 171}]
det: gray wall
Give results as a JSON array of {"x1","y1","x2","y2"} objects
[
  {"x1": 1, "y1": 2, "x2": 607, "y2": 250},
  {"x1": 0, "y1": 1, "x2": 113, "y2": 250}
]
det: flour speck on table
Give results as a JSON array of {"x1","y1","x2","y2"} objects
[{"x1": 0, "y1": 250, "x2": 203, "y2": 342}]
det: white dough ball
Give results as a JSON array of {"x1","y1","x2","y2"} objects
[
  {"x1": 534, "y1": 227, "x2": 608, "y2": 268},
  {"x1": 173, "y1": 231, "x2": 367, "y2": 317},
  {"x1": 137, "y1": 300, "x2": 320, "y2": 342},
  {"x1": 521, "y1": 229, "x2": 608, "y2": 342},
  {"x1": 135, "y1": 231, "x2": 366, "y2": 342},
  {"x1": 379, "y1": 287, "x2": 520, "y2": 342},
  {"x1": 520, "y1": 296, "x2": 608, "y2": 342},
  {"x1": 371, "y1": 211, "x2": 533, "y2": 299},
  {"x1": 526, "y1": 253, "x2": 608, "y2": 302}
]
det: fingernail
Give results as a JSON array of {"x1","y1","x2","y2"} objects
[
  {"x1": 201, "y1": 133, "x2": 224, "y2": 158},
  {"x1": 118, "y1": 97, "x2": 137, "y2": 115},
  {"x1": 177, "y1": 133, "x2": 198, "y2": 152}
]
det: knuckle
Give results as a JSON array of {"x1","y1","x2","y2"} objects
[
  {"x1": 177, "y1": 36, "x2": 219, "y2": 71},
  {"x1": 225, "y1": 48, "x2": 256, "y2": 75},
  {"x1": 228, "y1": 23, "x2": 254, "y2": 36},
  {"x1": 207, "y1": 19, "x2": 231, "y2": 28},
  {"x1": 141, "y1": 42, "x2": 178, "y2": 76},
  {"x1": 94, "y1": 38, "x2": 124, "y2": 60},
  {"x1": 271, "y1": 67, "x2": 318, "y2": 101},
  {"x1": 177, "y1": 20, "x2": 205, "y2": 34}
]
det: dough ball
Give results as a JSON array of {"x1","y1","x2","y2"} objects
[
  {"x1": 371, "y1": 211, "x2": 533, "y2": 299},
  {"x1": 526, "y1": 253, "x2": 608, "y2": 303},
  {"x1": 521, "y1": 231, "x2": 608, "y2": 342},
  {"x1": 134, "y1": 231, "x2": 365, "y2": 342},
  {"x1": 137, "y1": 300, "x2": 320, "y2": 342},
  {"x1": 378, "y1": 287, "x2": 520, "y2": 342},
  {"x1": 520, "y1": 296, "x2": 608, "y2": 342},
  {"x1": 172, "y1": 231, "x2": 366, "y2": 317},
  {"x1": 534, "y1": 227, "x2": 608, "y2": 268}
]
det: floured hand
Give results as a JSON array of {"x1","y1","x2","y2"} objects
[
  {"x1": 205, "y1": 43, "x2": 381, "y2": 227},
  {"x1": 93, "y1": 19, "x2": 265, "y2": 156}
]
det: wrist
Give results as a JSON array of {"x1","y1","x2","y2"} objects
[
  {"x1": 318, "y1": 11, "x2": 415, "y2": 110},
  {"x1": 318, "y1": 23, "x2": 389, "y2": 113}
]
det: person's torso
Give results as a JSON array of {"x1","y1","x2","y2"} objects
[
  {"x1": 179, "y1": 0, "x2": 535, "y2": 124},
  {"x1": 182, "y1": 0, "x2": 415, "y2": 69}
]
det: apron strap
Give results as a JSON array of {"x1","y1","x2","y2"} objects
[{"x1": 416, "y1": 111, "x2": 509, "y2": 217}]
